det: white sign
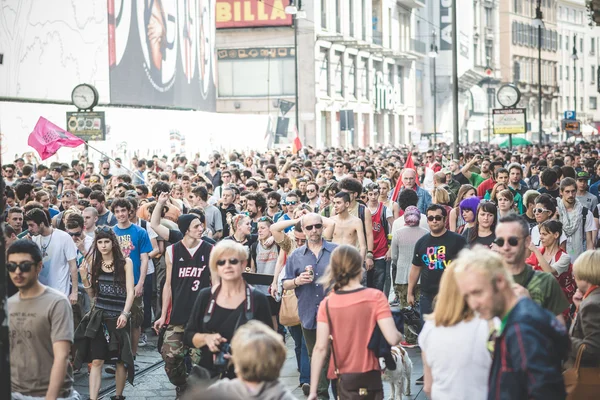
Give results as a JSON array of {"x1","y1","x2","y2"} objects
[
  {"x1": 374, "y1": 71, "x2": 402, "y2": 111},
  {"x1": 492, "y1": 108, "x2": 527, "y2": 135}
]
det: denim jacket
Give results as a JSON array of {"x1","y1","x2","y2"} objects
[
  {"x1": 488, "y1": 298, "x2": 569, "y2": 400},
  {"x1": 399, "y1": 186, "x2": 432, "y2": 215}
]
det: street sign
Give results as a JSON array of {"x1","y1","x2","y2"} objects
[
  {"x1": 564, "y1": 110, "x2": 576, "y2": 120},
  {"x1": 561, "y1": 119, "x2": 581, "y2": 136},
  {"x1": 492, "y1": 108, "x2": 527, "y2": 135},
  {"x1": 66, "y1": 111, "x2": 106, "y2": 141}
]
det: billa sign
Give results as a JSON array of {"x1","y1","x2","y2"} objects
[{"x1": 216, "y1": 0, "x2": 292, "y2": 28}]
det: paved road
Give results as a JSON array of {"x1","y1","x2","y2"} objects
[{"x1": 74, "y1": 330, "x2": 428, "y2": 399}]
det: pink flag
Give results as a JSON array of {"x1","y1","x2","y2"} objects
[{"x1": 28, "y1": 117, "x2": 85, "y2": 160}]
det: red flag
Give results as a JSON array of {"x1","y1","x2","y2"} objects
[
  {"x1": 28, "y1": 117, "x2": 85, "y2": 160},
  {"x1": 391, "y1": 152, "x2": 420, "y2": 202},
  {"x1": 292, "y1": 126, "x2": 302, "y2": 154}
]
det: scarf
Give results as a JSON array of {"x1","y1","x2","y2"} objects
[{"x1": 557, "y1": 199, "x2": 583, "y2": 237}]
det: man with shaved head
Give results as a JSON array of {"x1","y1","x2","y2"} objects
[
  {"x1": 400, "y1": 168, "x2": 431, "y2": 214},
  {"x1": 283, "y1": 212, "x2": 338, "y2": 398}
]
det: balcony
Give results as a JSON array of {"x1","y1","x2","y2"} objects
[
  {"x1": 397, "y1": 0, "x2": 426, "y2": 8},
  {"x1": 409, "y1": 38, "x2": 427, "y2": 55}
]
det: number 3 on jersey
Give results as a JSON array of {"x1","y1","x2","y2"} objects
[{"x1": 191, "y1": 280, "x2": 200, "y2": 291}]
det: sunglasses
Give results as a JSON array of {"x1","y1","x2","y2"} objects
[
  {"x1": 286, "y1": 201, "x2": 298, "y2": 205},
  {"x1": 258, "y1": 216, "x2": 273, "y2": 223},
  {"x1": 304, "y1": 223, "x2": 323, "y2": 231},
  {"x1": 4, "y1": 169, "x2": 13, "y2": 173},
  {"x1": 307, "y1": 189, "x2": 316, "y2": 193},
  {"x1": 68, "y1": 231, "x2": 82, "y2": 237},
  {"x1": 7, "y1": 261, "x2": 35, "y2": 273},
  {"x1": 95, "y1": 226, "x2": 112, "y2": 234},
  {"x1": 533, "y1": 208, "x2": 549, "y2": 214},
  {"x1": 494, "y1": 236, "x2": 521, "y2": 247},
  {"x1": 216, "y1": 258, "x2": 240, "y2": 266},
  {"x1": 427, "y1": 215, "x2": 444, "y2": 221}
]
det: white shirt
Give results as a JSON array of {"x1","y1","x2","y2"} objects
[
  {"x1": 418, "y1": 318, "x2": 492, "y2": 400},
  {"x1": 391, "y1": 214, "x2": 430, "y2": 233},
  {"x1": 33, "y1": 229, "x2": 77, "y2": 296},
  {"x1": 138, "y1": 219, "x2": 158, "y2": 275}
]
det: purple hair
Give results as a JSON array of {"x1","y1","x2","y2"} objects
[{"x1": 459, "y1": 196, "x2": 481, "y2": 215}]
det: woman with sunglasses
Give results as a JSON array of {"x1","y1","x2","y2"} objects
[
  {"x1": 449, "y1": 184, "x2": 477, "y2": 233},
  {"x1": 463, "y1": 201, "x2": 497, "y2": 248},
  {"x1": 184, "y1": 240, "x2": 273, "y2": 379},
  {"x1": 225, "y1": 214, "x2": 258, "y2": 270},
  {"x1": 74, "y1": 227, "x2": 135, "y2": 400},
  {"x1": 530, "y1": 194, "x2": 567, "y2": 249}
]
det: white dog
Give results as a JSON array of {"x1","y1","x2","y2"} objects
[{"x1": 381, "y1": 346, "x2": 413, "y2": 400}]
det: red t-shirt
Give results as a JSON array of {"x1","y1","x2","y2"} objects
[
  {"x1": 371, "y1": 203, "x2": 389, "y2": 258},
  {"x1": 317, "y1": 288, "x2": 392, "y2": 379}
]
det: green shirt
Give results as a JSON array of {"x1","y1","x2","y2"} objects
[
  {"x1": 469, "y1": 172, "x2": 486, "y2": 188},
  {"x1": 513, "y1": 264, "x2": 569, "y2": 316}
]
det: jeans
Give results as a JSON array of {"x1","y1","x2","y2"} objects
[
  {"x1": 142, "y1": 273, "x2": 154, "y2": 330},
  {"x1": 383, "y1": 259, "x2": 393, "y2": 299},
  {"x1": 367, "y1": 258, "x2": 387, "y2": 292},
  {"x1": 302, "y1": 327, "x2": 333, "y2": 400},
  {"x1": 289, "y1": 325, "x2": 310, "y2": 385},
  {"x1": 419, "y1": 292, "x2": 435, "y2": 320}
]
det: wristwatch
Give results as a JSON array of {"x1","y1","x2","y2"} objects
[{"x1": 121, "y1": 311, "x2": 132, "y2": 319}]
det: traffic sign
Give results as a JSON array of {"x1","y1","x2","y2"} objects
[
  {"x1": 564, "y1": 110, "x2": 576, "y2": 120},
  {"x1": 493, "y1": 108, "x2": 527, "y2": 135}
]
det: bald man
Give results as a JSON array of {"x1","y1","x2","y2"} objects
[{"x1": 400, "y1": 169, "x2": 431, "y2": 214}]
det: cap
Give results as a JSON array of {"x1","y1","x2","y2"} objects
[
  {"x1": 577, "y1": 171, "x2": 590, "y2": 180},
  {"x1": 178, "y1": 214, "x2": 200, "y2": 235},
  {"x1": 124, "y1": 190, "x2": 137, "y2": 198},
  {"x1": 404, "y1": 206, "x2": 421, "y2": 227},
  {"x1": 442, "y1": 168, "x2": 451, "y2": 175}
]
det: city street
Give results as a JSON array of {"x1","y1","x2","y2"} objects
[{"x1": 73, "y1": 331, "x2": 427, "y2": 399}]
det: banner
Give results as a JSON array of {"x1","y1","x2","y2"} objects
[
  {"x1": 493, "y1": 108, "x2": 527, "y2": 135},
  {"x1": 216, "y1": 0, "x2": 292, "y2": 28},
  {"x1": 108, "y1": 0, "x2": 217, "y2": 110}
]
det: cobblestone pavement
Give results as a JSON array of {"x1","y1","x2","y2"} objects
[{"x1": 74, "y1": 329, "x2": 427, "y2": 399}]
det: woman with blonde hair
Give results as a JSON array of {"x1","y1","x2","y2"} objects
[
  {"x1": 307, "y1": 245, "x2": 403, "y2": 400},
  {"x1": 449, "y1": 184, "x2": 477, "y2": 232},
  {"x1": 418, "y1": 256, "x2": 491, "y2": 399},
  {"x1": 496, "y1": 189, "x2": 516, "y2": 218},
  {"x1": 184, "y1": 240, "x2": 273, "y2": 379}
]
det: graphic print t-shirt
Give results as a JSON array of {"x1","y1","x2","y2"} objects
[
  {"x1": 412, "y1": 230, "x2": 467, "y2": 296},
  {"x1": 113, "y1": 224, "x2": 153, "y2": 284}
]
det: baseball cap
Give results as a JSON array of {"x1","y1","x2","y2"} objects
[{"x1": 577, "y1": 171, "x2": 590, "y2": 180}]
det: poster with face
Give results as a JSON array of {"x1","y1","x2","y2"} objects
[{"x1": 107, "y1": 0, "x2": 216, "y2": 110}]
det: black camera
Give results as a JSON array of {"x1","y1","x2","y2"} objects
[{"x1": 214, "y1": 343, "x2": 231, "y2": 369}]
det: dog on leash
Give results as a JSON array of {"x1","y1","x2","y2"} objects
[{"x1": 381, "y1": 346, "x2": 413, "y2": 400}]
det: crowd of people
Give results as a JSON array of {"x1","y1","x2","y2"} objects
[{"x1": 3, "y1": 141, "x2": 600, "y2": 399}]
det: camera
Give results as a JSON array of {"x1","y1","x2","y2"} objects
[{"x1": 214, "y1": 343, "x2": 231, "y2": 370}]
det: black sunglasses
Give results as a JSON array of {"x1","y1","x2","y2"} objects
[
  {"x1": 216, "y1": 258, "x2": 240, "y2": 266},
  {"x1": 304, "y1": 223, "x2": 323, "y2": 231},
  {"x1": 7, "y1": 261, "x2": 35, "y2": 273},
  {"x1": 68, "y1": 231, "x2": 82, "y2": 237},
  {"x1": 494, "y1": 236, "x2": 521, "y2": 247},
  {"x1": 427, "y1": 215, "x2": 444, "y2": 221},
  {"x1": 286, "y1": 201, "x2": 298, "y2": 205},
  {"x1": 95, "y1": 226, "x2": 112, "y2": 234}
]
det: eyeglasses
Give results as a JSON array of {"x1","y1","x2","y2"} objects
[
  {"x1": 427, "y1": 215, "x2": 444, "y2": 222},
  {"x1": 494, "y1": 236, "x2": 522, "y2": 247},
  {"x1": 304, "y1": 223, "x2": 323, "y2": 231},
  {"x1": 286, "y1": 200, "x2": 298, "y2": 205},
  {"x1": 68, "y1": 231, "x2": 82, "y2": 237},
  {"x1": 533, "y1": 208, "x2": 549, "y2": 214},
  {"x1": 95, "y1": 226, "x2": 112, "y2": 234},
  {"x1": 216, "y1": 258, "x2": 240, "y2": 266},
  {"x1": 7, "y1": 261, "x2": 35, "y2": 273}
]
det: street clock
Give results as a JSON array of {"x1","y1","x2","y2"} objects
[
  {"x1": 497, "y1": 84, "x2": 521, "y2": 108},
  {"x1": 71, "y1": 83, "x2": 99, "y2": 110}
]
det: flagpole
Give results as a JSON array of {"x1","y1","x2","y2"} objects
[{"x1": 85, "y1": 142, "x2": 141, "y2": 180}]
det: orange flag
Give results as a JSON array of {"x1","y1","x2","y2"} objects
[{"x1": 292, "y1": 126, "x2": 302, "y2": 154}]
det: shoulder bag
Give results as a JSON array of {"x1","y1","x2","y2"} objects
[
  {"x1": 564, "y1": 344, "x2": 600, "y2": 399},
  {"x1": 325, "y1": 298, "x2": 383, "y2": 400},
  {"x1": 279, "y1": 289, "x2": 301, "y2": 327}
]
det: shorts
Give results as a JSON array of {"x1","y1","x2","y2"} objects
[
  {"x1": 89, "y1": 315, "x2": 130, "y2": 362},
  {"x1": 12, "y1": 390, "x2": 80, "y2": 400},
  {"x1": 130, "y1": 296, "x2": 144, "y2": 329}
]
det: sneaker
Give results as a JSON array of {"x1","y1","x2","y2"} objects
[
  {"x1": 416, "y1": 375, "x2": 424, "y2": 385},
  {"x1": 176, "y1": 384, "x2": 187, "y2": 398},
  {"x1": 400, "y1": 341, "x2": 417, "y2": 349},
  {"x1": 138, "y1": 333, "x2": 148, "y2": 347},
  {"x1": 301, "y1": 383, "x2": 310, "y2": 396},
  {"x1": 389, "y1": 298, "x2": 400, "y2": 307},
  {"x1": 105, "y1": 364, "x2": 116, "y2": 375}
]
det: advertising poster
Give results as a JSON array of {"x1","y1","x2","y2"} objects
[
  {"x1": 215, "y1": 0, "x2": 292, "y2": 28},
  {"x1": 108, "y1": 0, "x2": 217, "y2": 110}
]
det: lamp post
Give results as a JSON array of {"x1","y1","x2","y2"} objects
[
  {"x1": 429, "y1": 31, "x2": 438, "y2": 145},
  {"x1": 285, "y1": 1, "x2": 301, "y2": 141},
  {"x1": 533, "y1": 0, "x2": 544, "y2": 144},
  {"x1": 452, "y1": 0, "x2": 459, "y2": 159},
  {"x1": 572, "y1": 34, "x2": 578, "y2": 113},
  {"x1": 485, "y1": 57, "x2": 492, "y2": 143}
]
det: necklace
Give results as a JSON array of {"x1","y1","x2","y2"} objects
[
  {"x1": 40, "y1": 231, "x2": 54, "y2": 258},
  {"x1": 101, "y1": 260, "x2": 114, "y2": 271}
]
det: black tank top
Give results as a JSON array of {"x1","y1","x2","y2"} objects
[
  {"x1": 95, "y1": 269, "x2": 127, "y2": 318},
  {"x1": 169, "y1": 240, "x2": 213, "y2": 326}
]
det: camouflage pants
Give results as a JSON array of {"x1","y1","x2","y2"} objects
[
  {"x1": 160, "y1": 325, "x2": 202, "y2": 386},
  {"x1": 393, "y1": 284, "x2": 421, "y2": 345}
]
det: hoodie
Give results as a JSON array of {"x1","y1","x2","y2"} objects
[
  {"x1": 201, "y1": 379, "x2": 296, "y2": 400},
  {"x1": 488, "y1": 297, "x2": 570, "y2": 400}
]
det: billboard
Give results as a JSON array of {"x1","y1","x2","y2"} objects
[
  {"x1": 216, "y1": 0, "x2": 292, "y2": 28},
  {"x1": 493, "y1": 108, "x2": 527, "y2": 135},
  {"x1": 108, "y1": 0, "x2": 217, "y2": 111}
]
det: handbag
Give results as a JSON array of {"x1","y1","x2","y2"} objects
[
  {"x1": 564, "y1": 344, "x2": 600, "y2": 399},
  {"x1": 325, "y1": 298, "x2": 383, "y2": 400},
  {"x1": 279, "y1": 289, "x2": 301, "y2": 327}
]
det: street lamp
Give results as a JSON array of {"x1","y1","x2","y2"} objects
[
  {"x1": 572, "y1": 35, "x2": 578, "y2": 113},
  {"x1": 429, "y1": 31, "x2": 438, "y2": 145},
  {"x1": 533, "y1": 0, "x2": 544, "y2": 144}
]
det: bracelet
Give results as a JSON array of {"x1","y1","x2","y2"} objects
[
  {"x1": 293, "y1": 277, "x2": 299, "y2": 288},
  {"x1": 82, "y1": 281, "x2": 92, "y2": 289},
  {"x1": 121, "y1": 311, "x2": 131, "y2": 319}
]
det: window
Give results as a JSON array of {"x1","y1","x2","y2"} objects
[
  {"x1": 359, "y1": 57, "x2": 368, "y2": 99},
  {"x1": 321, "y1": 0, "x2": 327, "y2": 29},
  {"x1": 217, "y1": 56, "x2": 295, "y2": 97},
  {"x1": 319, "y1": 49, "x2": 330, "y2": 95},
  {"x1": 347, "y1": 54, "x2": 356, "y2": 97},
  {"x1": 333, "y1": 50, "x2": 343, "y2": 96},
  {"x1": 580, "y1": 38, "x2": 584, "y2": 53},
  {"x1": 590, "y1": 97, "x2": 598, "y2": 110},
  {"x1": 514, "y1": 61, "x2": 521, "y2": 82},
  {"x1": 485, "y1": 7, "x2": 492, "y2": 26},
  {"x1": 566, "y1": 65, "x2": 569, "y2": 80},
  {"x1": 559, "y1": 34, "x2": 562, "y2": 49},
  {"x1": 559, "y1": 65, "x2": 562, "y2": 80},
  {"x1": 581, "y1": 67, "x2": 584, "y2": 81},
  {"x1": 592, "y1": 38, "x2": 596, "y2": 55},
  {"x1": 566, "y1": 35, "x2": 569, "y2": 51},
  {"x1": 593, "y1": 66, "x2": 596, "y2": 84},
  {"x1": 397, "y1": 66, "x2": 404, "y2": 103},
  {"x1": 485, "y1": 39, "x2": 493, "y2": 63},
  {"x1": 566, "y1": 96, "x2": 570, "y2": 109},
  {"x1": 581, "y1": 97, "x2": 584, "y2": 111}
]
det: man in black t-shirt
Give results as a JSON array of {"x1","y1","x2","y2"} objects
[
  {"x1": 154, "y1": 213, "x2": 213, "y2": 395},
  {"x1": 408, "y1": 204, "x2": 467, "y2": 317}
]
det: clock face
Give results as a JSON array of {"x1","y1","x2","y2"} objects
[
  {"x1": 71, "y1": 84, "x2": 98, "y2": 110},
  {"x1": 497, "y1": 85, "x2": 520, "y2": 108}
]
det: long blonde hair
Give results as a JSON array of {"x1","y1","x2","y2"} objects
[{"x1": 426, "y1": 264, "x2": 474, "y2": 327}]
